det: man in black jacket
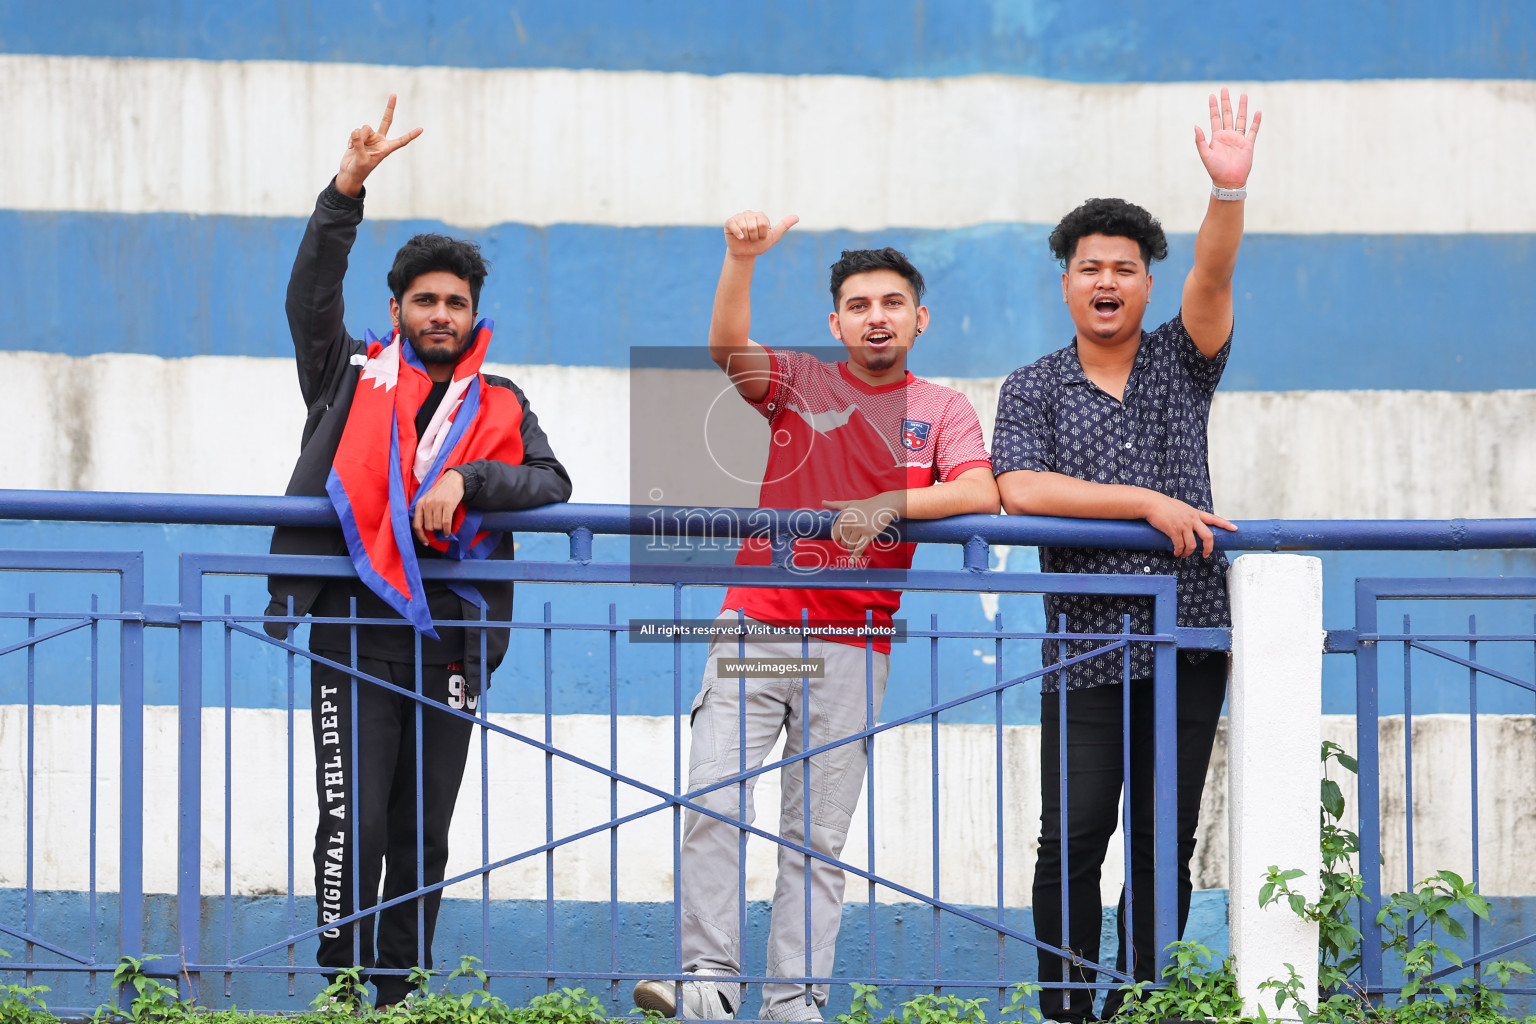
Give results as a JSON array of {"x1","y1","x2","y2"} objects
[{"x1": 264, "y1": 96, "x2": 572, "y2": 1008}]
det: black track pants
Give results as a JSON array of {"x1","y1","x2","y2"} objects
[
  {"x1": 310, "y1": 656, "x2": 477, "y2": 1006},
  {"x1": 1032, "y1": 655, "x2": 1227, "y2": 1024}
]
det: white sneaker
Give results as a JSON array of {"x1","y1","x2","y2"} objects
[
  {"x1": 762, "y1": 997, "x2": 823, "y2": 1021},
  {"x1": 634, "y1": 970, "x2": 737, "y2": 1019}
]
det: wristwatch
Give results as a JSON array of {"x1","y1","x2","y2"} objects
[{"x1": 1211, "y1": 184, "x2": 1247, "y2": 201}]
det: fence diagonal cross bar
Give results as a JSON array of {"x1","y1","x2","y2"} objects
[{"x1": 223, "y1": 611, "x2": 1147, "y2": 817}]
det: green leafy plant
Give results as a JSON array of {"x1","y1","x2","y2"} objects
[
  {"x1": 1259, "y1": 741, "x2": 1536, "y2": 1024},
  {"x1": 0, "y1": 948, "x2": 53, "y2": 1024},
  {"x1": 997, "y1": 981, "x2": 1043, "y2": 1023},
  {"x1": 91, "y1": 955, "x2": 197, "y2": 1024},
  {"x1": 832, "y1": 984, "x2": 1042, "y2": 1024},
  {"x1": 835, "y1": 982, "x2": 885, "y2": 1024},
  {"x1": 518, "y1": 987, "x2": 610, "y2": 1024},
  {"x1": 1115, "y1": 940, "x2": 1247, "y2": 1023},
  {"x1": 888, "y1": 991, "x2": 989, "y2": 1024},
  {"x1": 310, "y1": 965, "x2": 368, "y2": 1018}
]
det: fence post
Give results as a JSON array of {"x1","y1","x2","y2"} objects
[{"x1": 1227, "y1": 553, "x2": 1322, "y2": 1019}]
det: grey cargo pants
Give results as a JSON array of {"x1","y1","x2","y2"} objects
[{"x1": 678, "y1": 617, "x2": 889, "y2": 1016}]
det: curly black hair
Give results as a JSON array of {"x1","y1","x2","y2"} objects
[
  {"x1": 828, "y1": 247, "x2": 926, "y2": 307},
  {"x1": 387, "y1": 233, "x2": 491, "y2": 310},
  {"x1": 1047, "y1": 198, "x2": 1168, "y2": 269}
]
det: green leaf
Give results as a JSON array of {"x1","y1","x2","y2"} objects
[{"x1": 1321, "y1": 778, "x2": 1345, "y2": 819}]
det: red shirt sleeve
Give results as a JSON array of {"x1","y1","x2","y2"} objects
[
  {"x1": 739, "y1": 345, "x2": 804, "y2": 420},
  {"x1": 933, "y1": 391, "x2": 992, "y2": 483}
]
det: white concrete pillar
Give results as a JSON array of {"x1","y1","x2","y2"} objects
[{"x1": 1227, "y1": 553, "x2": 1323, "y2": 1019}]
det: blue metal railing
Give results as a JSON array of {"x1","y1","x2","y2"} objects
[
  {"x1": 5, "y1": 490, "x2": 1536, "y2": 1016},
  {"x1": 3, "y1": 489, "x2": 1536, "y2": 551}
]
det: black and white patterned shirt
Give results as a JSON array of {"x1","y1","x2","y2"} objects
[{"x1": 992, "y1": 312, "x2": 1231, "y2": 691}]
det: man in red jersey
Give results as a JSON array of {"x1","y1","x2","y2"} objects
[{"x1": 634, "y1": 212, "x2": 999, "y2": 1021}]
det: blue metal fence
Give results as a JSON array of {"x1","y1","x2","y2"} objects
[
  {"x1": 6, "y1": 491, "x2": 1536, "y2": 1016},
  {"x1": 1327, "y1": 578, "x2": 1536, "y2": 1002}
]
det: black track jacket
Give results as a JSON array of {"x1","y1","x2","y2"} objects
[{"x1": 264, "y1": 180, "x2": 573, "y2": 687}]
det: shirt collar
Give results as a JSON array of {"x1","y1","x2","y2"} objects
[{"x1": 1060, "y1": 332, "x2": 1151, "y2": 394}]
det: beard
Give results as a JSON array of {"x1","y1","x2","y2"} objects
[
  {"x1": 851, "y1": 344, "x2": 900, "y2": 373},
  {"x1": 406, "y1": 326, "x2": 472, "y2": 365}
]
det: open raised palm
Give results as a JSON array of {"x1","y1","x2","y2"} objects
[{"x1": 1194, "y1": 88, "x2": 1260, "y2": 189}]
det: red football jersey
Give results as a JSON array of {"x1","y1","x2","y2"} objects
[{"x1": 721, "y1": 347, "x2": 991, "y2": 651}]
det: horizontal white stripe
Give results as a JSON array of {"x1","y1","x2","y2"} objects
[
  {"x1": 2, "y1": 353, "x2": 1534, "y2": 519},
  {"x1": 4, "y1": 55, "x2": 1535, "y2": 233},
  {"x1": 5, "y1": 708, "x2": 1534, "y2": 901},
  {"x1": 0, "y1": 705, "x2": 1207, "y2": 905}
]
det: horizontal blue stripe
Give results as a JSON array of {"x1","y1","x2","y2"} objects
[
  {"x1": 5, "y1": 210, "x2": 1535, "y2": 389},
  {"x1": 1, "y1": 889, "x2": 1233, "y2": 1014},
  {"x1": 3, "y1": 1, "x2": 1532, "y2": 81},
  {"x1": 4, "y1": 521, "x2": 1536, "y2": 717},
  {"x1": 11, "y1": 890, "x2": 1536, "y2": 1018}
]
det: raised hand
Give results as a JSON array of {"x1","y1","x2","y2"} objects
[
  {"x1": 335, "y1": 94, "x2": 423, "y2": 197},
  {"x1": 1193, "y1": 87, "x2": 1260, "y2": 190},
  {"x1": 724, "y1": 210, "x2": 799, "y2": 260}
]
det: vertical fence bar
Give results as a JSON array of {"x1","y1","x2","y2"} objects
[
  {"x1": 223, "y1": 594, "x2": 234, "y2": 997},
  {"x1": 178, "y1": 555, "x2": 205, "y2": 997},
  {"x1": 416, "y1": 629, "x2": 427, "y2": 979},
  {"x1": 480, "y1": 602, "x2": 491, "y2": 988},
  {"x1": 89, "y1": 594, "x2": 100, "y2": 993},
  {"x1": 348, "y1": 598, "x2": 360, "y2": 985},
  {"x1": 1355, "y1": 582, "x2": 1384, "y2": 994},
  {"x1": 804, "y1": 604, "x2": 817, "y2": 1007},
  {"x1": 608, "y1": 603, "x2": 619, "y2": 1007},
  {"x1": 1151, "y1": 582, "x2": 1178, "y2": 977},
  {"x1": 289, "y1": 597, "x2": 300, "y2": 995},
  {"x1": 865, "y1": 609, "x2": 877, "y2": 995},
  {"x1": 737, "y1": 608, "x2": 748, "y2": 1009},
  {"x1": 119, "y1": 555, "x2": 146, "y2": 977},
  {"x1": 671, "y1": 585, "x2": 683, "y2": 1008},
  {"x1": 544, "y1": 601, "x2": 555, "y2": 992},
  {"x1": 993, "y1": 612, "x2": 1005, "y2": 1010},
  {"x1": 1403, "y1": 615, "x2": 1414, "y2": 891},
  {"x1": 1055, "y1": 614, "x2": 1070, "y2": 989},
  {"x1": 1120, "y1": 613, "x2": 1134, "y2": 981},
  {"x1": 930, "y1": 613, "x2": 941, "y2": 993},
  {"x1": 802, "y1": 608, "x2": 813, "y2": 1005},
  {"x1": 25, "y1": 593, "x2": 35, "y2": 987},
  {"x1": 1467, "y1": 615, "x2": 1481, "y2": 975}
]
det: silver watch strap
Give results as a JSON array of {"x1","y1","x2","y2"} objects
[{"x1": 1211, "y1": 184, "x2": 1247, "y2": 201}]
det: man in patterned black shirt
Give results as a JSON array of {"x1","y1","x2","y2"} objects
[{"x1": 991, "y1": 89, "x2": 1261, "y2": 1023}]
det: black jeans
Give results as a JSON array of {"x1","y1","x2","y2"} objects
[
  {"x1": 310, "y1": 656, "x2": 476, "y2": 1006},
  {"x1": 1032, "y1": 655, "x2": 1227, "y2": 1023}
]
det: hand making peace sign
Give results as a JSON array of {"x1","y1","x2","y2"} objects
[
  {"x1": 335, "y1": 94, "x2": 423, "y2": 197},
  {"x1": 1194, "y1": 87, "x2": 1261, "y2": 191}
]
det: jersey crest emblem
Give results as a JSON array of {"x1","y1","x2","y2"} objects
[{"x1": 901, "y1": 419, "x2": 931, "y2": 451}]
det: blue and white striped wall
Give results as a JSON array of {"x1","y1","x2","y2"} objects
[{"x1": 4, "y1": 1, "x2": 1536, "y2": 1009}]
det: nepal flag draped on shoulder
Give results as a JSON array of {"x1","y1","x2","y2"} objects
[{"x1": 326, "y1": 319, "x2": 524, "y2": 638}]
